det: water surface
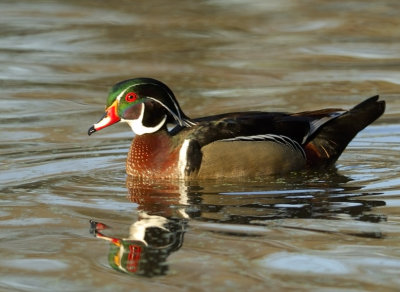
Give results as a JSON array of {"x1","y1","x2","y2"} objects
[{"x1": 1, "y1": 0, "x2": 400, "y2": 291}]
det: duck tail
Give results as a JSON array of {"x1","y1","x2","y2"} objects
[{"x1": 304, "y1": 95, "x2": 385, "y2": 166}]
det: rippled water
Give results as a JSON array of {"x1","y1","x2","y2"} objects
[{"x1": 1, "y1": 0, "x2": 400, "y2": 291}]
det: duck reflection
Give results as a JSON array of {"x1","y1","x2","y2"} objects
[
  {"x1": 90, "y1": 213, "x2": 186, "y2": 277},
  {"x1": 90, "y1": 170, "x2": 386, "y2": 277},
  {"x1": 90, "y1": 176, "x2": 188, "y2": 277}
]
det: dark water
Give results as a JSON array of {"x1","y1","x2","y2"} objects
[{"x1": 1, "y1": 0, "x2": 400, "y2": 291}]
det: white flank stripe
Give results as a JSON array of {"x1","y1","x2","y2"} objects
[{"x1": 178, "y1": 139, "x2": 190, "y2": 178}]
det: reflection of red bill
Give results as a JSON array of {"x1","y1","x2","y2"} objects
[
  {"x1": 94, "y1": 222, "x2": 108, "y2": 230},
  {"x1": 90, "y1": 220, "x2": 121, "y2": 246},
  {"x1": 88, "y1": 100, "x2": 120, "y2": 135}
]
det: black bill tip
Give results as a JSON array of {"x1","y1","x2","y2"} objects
[{"x1": 88, "y1": 125, "x2": 96, "y2": 136}]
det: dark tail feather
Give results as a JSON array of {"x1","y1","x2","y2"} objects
[{"x1": 305, "y1": 95, "x2": 385, "y2": 166}]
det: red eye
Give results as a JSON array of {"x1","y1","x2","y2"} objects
[{"x1": 125, "y1": 92, "x2": 138, "y2": 102}]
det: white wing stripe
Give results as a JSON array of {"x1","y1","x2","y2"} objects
[{"x1": 220, "y1": 134, "x2": 306, "y2": 159}]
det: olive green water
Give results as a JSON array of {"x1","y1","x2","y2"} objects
[{"x1": 1, "y1": 1, "x2": 400, "y2": 291}]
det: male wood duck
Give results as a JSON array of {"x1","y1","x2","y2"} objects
[{"x1": 88, "y1": 78, "x2": 385, "y2": 179}]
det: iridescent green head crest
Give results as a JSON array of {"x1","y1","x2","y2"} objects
[{"x1": 106, "y1": 77, "x2": 194, "y2": 127}]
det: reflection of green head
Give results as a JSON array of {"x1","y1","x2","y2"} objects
[{"x1": 107, "y1": 239, "x2": 169, "y2": 277}]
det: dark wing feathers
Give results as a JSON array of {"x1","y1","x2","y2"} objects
[
  {"x1": 304, "y1": 95, "x2": 385, "y2": 166},
  {"x1": 186, "y1": 112, "x2": 314, "y2": 147},
  {"x1": 176, "y1": 95, "x2": 384, "y2": 175}
]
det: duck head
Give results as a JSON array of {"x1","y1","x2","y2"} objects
[{"x1": 88, "y1": 78, "x2": 193, "y2": 136}]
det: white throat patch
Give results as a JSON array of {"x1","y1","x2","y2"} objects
[{"x1": 122, "y1": 103, "x2": 167, "y2": 135}]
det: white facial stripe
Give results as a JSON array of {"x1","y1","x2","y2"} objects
[
  {"x1": 116, "y1": 87, "x2": 129, "y2": 103},
  {"x1": 135, "y1": 81, "x2": 181, "y2": 118},
  {"x1": 145, "y1": 96, "x2": 184, "y2": 125},
  {"x1": 131, "y1": 81, "x2": 184, "y2": 123},
  {"x1": 122, "y1": 103, "x2": 167, "y2": 135},
  {"x1": 163, "y1": 87, "x2": 181, "y2": 120}
]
